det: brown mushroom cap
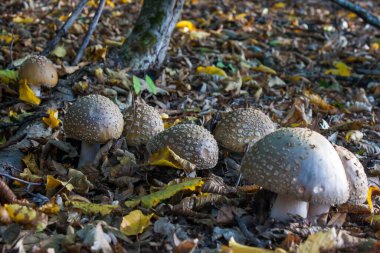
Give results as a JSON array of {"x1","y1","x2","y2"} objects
[
  {"x1": 333, "y1": 144, "x2": 368, "y2": 204},
  {"x1": 146, "y1": 124, "x2": 219, "y2": 170},
  {"x1": 19, "y1": 55, "x2": 58, "y2": 88},
  {"x1": 124, "y1": 103, "x2": 164, "y2": 146},
  {"x1": 241, "y1": 127, "x2": 349, "y2": 205},
  {"x1": 64, "y1": 94, "x2": 124, "y2": 143},
  {"x1": 213, "y1": 108, "x2": 276, "y2": 153}
]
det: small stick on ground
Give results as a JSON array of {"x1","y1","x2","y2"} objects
[
  {"x1": 42, "y1": 0, "x2": 89, "y2": 56},
  {"x1": 72, "y1": 0, "x2": 106, "y2": 65},
  {"x1": 330, "y1": 0, "x2": 380, "y2": 29},
  {"x1": 0, "y1": 112, "x2": 48, "y2": 129}
]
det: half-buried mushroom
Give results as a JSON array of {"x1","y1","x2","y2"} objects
[
  {"x1": 124, "y1": 102, "x2": 164, "y2": 146},
  {"x1": 19, "y1": 55, "x2": 58, "y2": 97},
  {"x1": 213, "y1": 108, "x2": 276, "y2": 153},
  {"x1": 240, "y1": 127, "x2": 349, "y2": 221},
  {"x1": 146, "y1": 124, "x2": 218, "y2": 170},
  {"x1": 64, "y1": 94, "x2": 124, "y2": 167}
]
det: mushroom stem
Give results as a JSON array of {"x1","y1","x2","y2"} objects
[
  {"x1": 270, "y1": 194, "x2": 308, "y2": 221},
  {"x1": 307, "y1": 203, "x2": 330, "y2": 222},
  {"x1": 78, "y1": 141, "x2": 100, "y2": 167},
  {"x1": 30, "y1": 85, "x2": 41, "y2": 97}
]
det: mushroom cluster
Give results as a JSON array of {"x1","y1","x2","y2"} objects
[
  {"x1": 213, "y1": 108, "x2": 276, "y2": 153},
  {"x1": 64, "y1": 94, "x2": 124, "y2": 167},
  {"x1": 19, "y1": 55, "x2": 58, "y2": 97},
  {"x1": 240, "y1": 127, "x2": 368, "y2": 222},
  {"x1": 147, "y1": 124, "x2": 219, "y2": 170}
]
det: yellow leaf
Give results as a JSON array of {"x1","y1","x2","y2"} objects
[
  {"x1": 325, "y1": 61, "x2": 351, "y2": 77},
  {"x1": 125, "y1": 178, "x2": 204, "y2": 209},
  {"x1": 85, "y1": 45, "x2": 107, "y2": 62},
  {"x1": 59, "y1": 15, "x2": 68, "y2": 21},
  {"x1": 4, "y1": 204, "x2": 37, "y2": 224},
  {"x1": 19, "y1": 80, "x2": 41, "y2": 105},
  {"x1": 273, "y1": 2, "x2": 286, "y2": 9},
  {"x1": 344, "y1": 130, "x2": 363, "y2": 142},
  {"x1": 46, "y1": 175, "x2": 74, "y2": 197},
  {"x1": 251, "y1": 64, "x2": 277, "y2": 75},
  {"x1": 148, "y1": 146, "x2": 196, "y2": 172},
  {"x1": 42, "y1": 109, "x2": 60, "y2": 129},
  {"x1": 22, "y1": 153, "x2": 40, "y2": 174},
  {"x1": 51, "y1": 45, "x2": 67, "y2": 58},
  {"x1": 176, "y1": 20, "x2": 197, "y2": 32},
  {"x1": 222, "y1": 237, "x2": 284, "y2": 253},
  {"x1": 367, "y1": 186, "x2": 380, "y2": 222},
  {"x1": 304, "y1": 90, "x2": 337, "y2": 113},
  {"x1": 370, "y1": 43, "x2": 379, "y2": 51},
  {"x1": 197, "y1": 66, "x2": 227, "y2": 77},
  {"x1": 66, "y1": 201, "x2": 119, "y2": 215},
  {"x1": 0, "y1": 69, "x2": 18, "y2": 84},
  {"x1": 0, "y1": 33, "x2": 18, "y2": 45},
  {"x1": 106, "y1": 0, "x2": 115, "y2": 7},
  {"x1": 120, "y1": 210, "x2": 153, "y2": 236},
  {"x1": 12, "y1": 16, "x2": 35, "y2": 24},
  {"x1": 298, "y1": 228, "x2": 337, "y2": 253},
  {"x1": 39, "y1": 201, "x2": 60, "y2": 215}
]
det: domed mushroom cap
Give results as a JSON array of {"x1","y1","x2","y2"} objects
[
  {"x1": 146, "y1": 124, "x2": 218, "y2": 170},
  {"x1": 19, "y1": 55, "x2": 58, "y2": 87},
  {"x1": 213, "y1": 108, "x2": 276, "y2": 153},
  {"x1": 124, "y1": 103, "x2": 164, "y2": 146},
  {"x1": 64, "y1": 94, "x2": 124, "y2": 143},
  {"x1": 241, "y1": 127, "x2": 349, "y2": 205},
  {"x1": 333, "y1": 144, "x2": 368, "y2": 204}
]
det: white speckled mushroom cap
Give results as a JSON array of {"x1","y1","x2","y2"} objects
[
  {"x1": 213, "y1": 108, "x2": 276, "y2": 153},
  {"x1": 241, "y1": 127, "x2": 349, "y2": 205},
  {"x1": 19, "y1": 55, "x2": 58, "y2": 88},
  {"x1": 333, "y1": 144, "x2": 368, "y2": 204},
  {"x1": 124, "y1": 102, "x2": 164, "y2": 146},
  {"x1": 64, "y1": 94, "x2": 124, "y2": 143},
  {"x1": 146, "y1": 124, "x2": 219, "y2": 170}
]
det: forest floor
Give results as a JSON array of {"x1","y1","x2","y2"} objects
[{"x1": 0, "y1": 0, "x2": 380, "y2": 252}]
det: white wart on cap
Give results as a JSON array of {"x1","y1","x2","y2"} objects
[
  {"x1": 213, "y1": 108, "x2": 276, "y2": 153},
  {"x1": 19, "y1": 55, "x2": 58, "y2": 97},
  {"x1": 241, "y1": 127, "x2": 349, "y2": 221},
  {"x1": 124, "y1": 103, "x2": 164, "y2": 146},
  {"x1": 333, "y1": 144, "x2": 368, "y2": 204},
  {"x1": 64, "y1": 94, "x2": 124, "y2": 167},
  {"x1": 146, "y1": 124, "x2": 218, "y2": 170}
]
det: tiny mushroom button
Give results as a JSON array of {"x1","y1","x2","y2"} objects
[
  {"x1": 19, "y1": 55, "x2": 58, "y2": 97},
  {"x1": 240, "y1": 127, "x2": 349, "y2": 222},
  {"x1": 64, "y1": 94, "x2": 124, "y2": 167}
]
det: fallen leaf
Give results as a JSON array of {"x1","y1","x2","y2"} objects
[
  {"x1": 251, "y1": 64, "x2": 277, "y2": 75},
  {"x1": 46, "y1": 175, "x2": 74, "y2": 197},
  {"x1": 304, "y1": 90, "x2": 337, "y2": 113},
  {"x1": 42, "y1": 109, "x2": 60, "y2": 129},
  {"x1": 148, "y1": 146, "x2": 196, "y2": 172},
  {"x1": 19, "y1": 80, "x2": 41, "y2": 105},
  {"x1": 345, "y1": 130, "x2": 363, "y2": 142},
  {"x1": 22, "y1": 153, "x2": 40, "y2": 174},
  {"x1": 197, "y1": 66, "x2": 227, "y2": 77},
  {"x1": 12, "y1": 16, "x2": 35, "y2": 24},
  {"x1": 65, "y1": 201, "x2": 119, "y2": 216},
  {"x1": 120, "y1": 210, "x2": 153, "y2": 236},
  {"x1": 176, "y1": 20, "x2": 197, "y2": 32},
  {"x1": 298, "y1": 228, "x2": 337, "y2": 253},
  {"x1": 325, "y1": 61, "x2": 351, "y2": 77},
  {"x1": 51, "y1": 45, "x2": 67, "y2": 58},
  {"x1": 221, "y1": 237, "x2": 284, "y2": 253},
  {"x1": 4, "y1": 204, "x2": 47, "y2": 232}
]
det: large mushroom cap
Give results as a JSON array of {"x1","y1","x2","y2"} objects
[
  {"x1": 124, "y1": 103, "x2": 164, "y2": 146},
  {"x1": 64, "y1": 94, "x2": 124, "y2": 143},
  {"x1": 241, "y1": 127, "x2": 349, "y2": 205},
  {"x1": 213, "y1": 108, "x2": 276, "y2": 153},
  {"x1": 333, "y1": 144, "x2": 368, "y2": 204},
  {"x1": 146, "y1": 124, "x2": 218, "y2": 170},
  {"x1": 19, "y1": 55, "x2": 58, "y2": 88}
]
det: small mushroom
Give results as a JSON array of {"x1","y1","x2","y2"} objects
[
  {"x1": 213, "y1": 108, "x2": 276, "y2": 153},
  {"x1": 124, "y1": 102, "x2": 164, "y2": 146},
  {"x1": 146, "y1": 124, "x2": 218, "y2": 170},
  {"x1": 64, "y1": 94, "x2": 124, "y2": 167},
  {"x1": 333, "y1": 144, "x2": 368, "y2": 204},
  {"x1": 19, "y1": 55, "x2": 58, "y2": 97},
  {"x1": 240, "y1": 127, "x2": 349, "y2": 221}
]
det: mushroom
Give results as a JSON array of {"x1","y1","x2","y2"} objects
[
  {"x1": 146, "y1": 124, "x2": 218, "y2": 170},
  {"x1": 240, "y1": 127, "x2": 349, "y2": 221},
  {"x1": 124, "y1": 102, "x2": 164, "y2": 146},
  {"x1": 19, "y1": 55, "x2": 58, "y2": 97},
  {"x1": 213, "y1": 108, "x2": 276, "y2": 153},
  {"x1": 64, "y1": 94, "x2": 124, "y2": 167},
  {"x1": 333, "y1": 144, "x2": 368, "y2": 204}
]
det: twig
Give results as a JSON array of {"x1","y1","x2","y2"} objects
[
  {"x1": 0, "y1": 172, "x2": 45, "y2": 189},
  {"x1": 0, "y1": 133, "x2": 27, "y2": 150},
  {"x1": 330, "y1": 0, "x2": 380, "y2": 29},
  {"x1": 0, "y1": 112, "x2": 48, "y2": 129},
  {"x1": 72, "y1": 0, "x2": 106, "y2": 65},
  {"x1": 0, "y1": 176, "x2": 18, "y2": 204},
  {"x1": 41, "y1": 0, "x2": 89, "y2": 56}
]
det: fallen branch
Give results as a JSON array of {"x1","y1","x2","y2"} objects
[
  {"x1": 42, "y1": 0, "x2": 89, "y2": 56},
  {"x1": 73, "y1": 0, "x2": 106, "y2": 65},
  {"x1": 330, "y1": 0, "x2": 380, "y2": 29},
  {"x1": 0, "y1": 112, "x2": 48, "y2": 129}
]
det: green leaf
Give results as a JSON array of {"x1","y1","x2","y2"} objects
[
  {"x1": 216, "y1": 61, "x2": 225, "y2": 68},
  {"x1": 145, "y1": 75, "x2": 157, "y2": 94},
  {"x1": 132, "y1": 75, "x2": 141, "y2": 95},
  {"x1": 0, "y1": 69, "x2": 18, "y2": 84}
]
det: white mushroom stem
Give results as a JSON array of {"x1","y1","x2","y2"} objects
[
  {"x1": 30, "y1": 85, "x2": 41, "y2": 97},
  {"x1": 270, "y1": 194, "x2": 308, "y2": 221},
  {"x1": 78, "y1": 141, "x2": 100, "y2": 167},
  {"x1": 307, "y1": 203, "x2": 330, "y2": 222}
]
